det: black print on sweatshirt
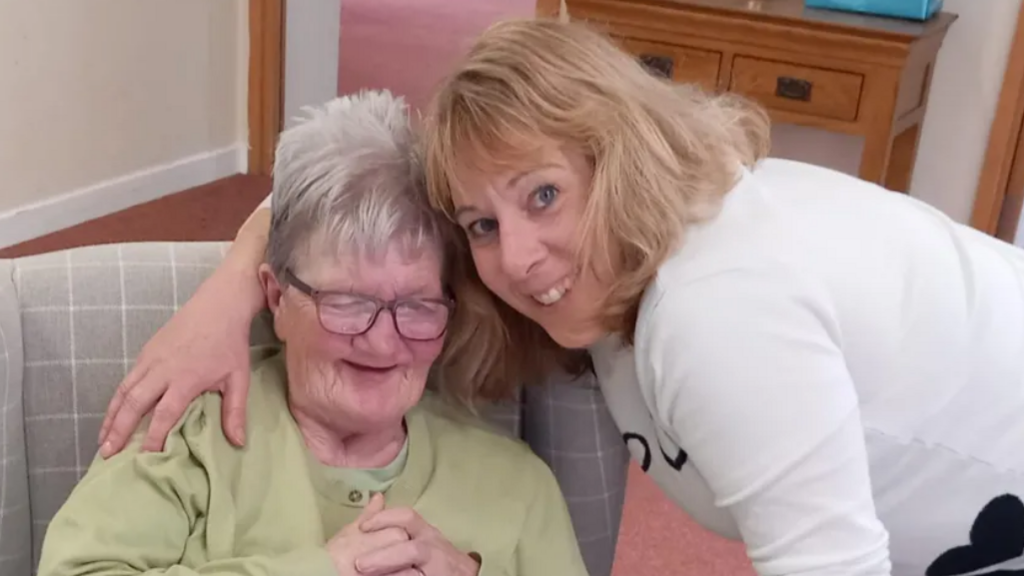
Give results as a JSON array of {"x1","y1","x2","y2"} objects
[
  {"x1": 622, "y1": 432, "x2": 688, "y2": 473},
  {"x1": 927, "y1": 494, "x2": 1024, "y2": 576}
]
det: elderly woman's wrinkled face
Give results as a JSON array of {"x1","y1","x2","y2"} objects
[{"x1": 262, "y1": 240, "x2": 447, "y2": 432}]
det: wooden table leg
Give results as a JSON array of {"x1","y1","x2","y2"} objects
[
  {"x1": 858, "y1": 68, "x2": 903, "y2": 189},
  {"x1": 884, "y1": 123, "x2": 924, "y2": 193},
  {"x1": 860, "y1": 125, "x2": 895, "y2": 186}
]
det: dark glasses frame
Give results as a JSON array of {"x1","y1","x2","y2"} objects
[{"x1": 284, "y1": 268, "x2": 455, "y2": 341}]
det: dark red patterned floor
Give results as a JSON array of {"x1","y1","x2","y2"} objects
[{"x1": 0, "y1": 174, "x2": 271, "y2": 258}]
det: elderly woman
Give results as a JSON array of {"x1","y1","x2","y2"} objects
[{"x1": 37, "y1": 91, "x2": 588, "y2": 576}]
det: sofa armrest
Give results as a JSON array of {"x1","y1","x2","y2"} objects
[
  {"x1": 0, "y1": 258, "x2": 31, "y2": 576},
  {"x1": 11, "y1": 241, "x2": 259, "y2": 571}
]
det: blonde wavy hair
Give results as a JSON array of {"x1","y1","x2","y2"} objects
[{"x1": 424, "y1": 17, "x2": 770, "y2": 398}]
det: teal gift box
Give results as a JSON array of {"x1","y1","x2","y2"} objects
[{"x1": 805, "y1": 0, "x2": 943, "y2": 21}]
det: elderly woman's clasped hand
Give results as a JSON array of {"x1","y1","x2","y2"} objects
[
  {"x1": 333, "y1": 494, "x2": 481, "y2": 576},
  {"x1": 326, "y1": 493, "x2": 480, "y2": 576},
  {"x1": 325, "y1": 495, "x2": 409, "y2": 576}
]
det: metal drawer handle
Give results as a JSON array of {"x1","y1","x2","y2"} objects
[
  {"x1": 639, "y1": 54, "x2": 674, "y2": 79},
  {"x1": 776, "y1": 76, "x2": 812, "y2": 101}
]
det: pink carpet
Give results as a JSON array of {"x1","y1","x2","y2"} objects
[
  {"x1": 614, "y1": 464, "x2": 753, "y2": 575},
  {"x1": 336, "y1": 1, "x2": 755, "y2": 573}
]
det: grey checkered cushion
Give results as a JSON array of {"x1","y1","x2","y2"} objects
[{"x1": 0, "y1": 241, "x2": 628, "y2": 576}]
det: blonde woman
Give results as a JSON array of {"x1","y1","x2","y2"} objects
[{"x1": 99, "y1": 19, "x2": 1024, "y2": 576}]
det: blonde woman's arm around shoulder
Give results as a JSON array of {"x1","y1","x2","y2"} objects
[
  {"x1": 638, "y1": 264, "x2": 891, "y2": 576},
  {"x1": 38, "y1": 397, "x2": 338, "y2": 576},
  {"x1": 98, "y1": 195, "x2": 272, "y2": 457},
  {"x1": 511, "y1": 454, "x2": 592, "y2": 576}
]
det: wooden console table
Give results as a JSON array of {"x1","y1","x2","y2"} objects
[{"x1": 538, "y1": 0, "x2": 957, "y2": 193}]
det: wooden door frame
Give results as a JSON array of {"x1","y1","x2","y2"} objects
[
  {"x1": 971, "y1": 1, "x2": 1024, "y2": 242},
  {"x1": 247, "y1": 0, "x2": 285, "y2": 176}
]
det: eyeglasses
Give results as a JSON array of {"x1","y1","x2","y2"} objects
[{"x1": 284, "y1": 269, "x2": 455, "y2": 341}]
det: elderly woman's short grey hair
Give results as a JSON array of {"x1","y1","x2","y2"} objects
[{"x1": 267, "y1": 90, "x2": 444, "y2": 279}]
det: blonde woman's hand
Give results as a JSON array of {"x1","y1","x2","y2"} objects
[
  {"x1": 327, "y1": 494, "x2": 412, "y2": 576},
  {"x1": 355, "y1": 506, "x2": 482, "y2": 576},
  {"x1": 97, "y1": 263, "x2": 262, "y2": 457}
]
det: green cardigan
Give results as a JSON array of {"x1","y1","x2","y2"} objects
[{"x1": 38, "y1": 351, "x2": 589, "y2": 576}]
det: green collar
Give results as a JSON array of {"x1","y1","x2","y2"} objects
[
  {"x1": 296, "y1": 401, "x2": 435, "y2": 510},
  {"x1": 380, "y1": 406, "x2": 433, "y2": 508},
  {"x1": 257, "y1": 350, "x2": 438, "y2": 511}
]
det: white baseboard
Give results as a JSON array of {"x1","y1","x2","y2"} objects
[{"x1": 0, "y1": 143, "x2": 248, "y2": 250}]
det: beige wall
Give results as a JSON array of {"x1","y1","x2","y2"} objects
[
  {"x1": 284, "y1": 0, "x2": 341, "y2": 129},
  {"x1": 0, "y1": 0, "x2": 248, "y2": 215}
]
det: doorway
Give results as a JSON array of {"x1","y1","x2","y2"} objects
[{"x1": 245, "y1": 0, "x2": 541, "y2": 176}]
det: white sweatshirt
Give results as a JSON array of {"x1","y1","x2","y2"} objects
[{"x1": 589, "y1": 158, "x2": 1024, "y2": 576}]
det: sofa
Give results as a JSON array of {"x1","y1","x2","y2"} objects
[{"x1": 0, "y1": 241, "x2": 629, "y2": 576}]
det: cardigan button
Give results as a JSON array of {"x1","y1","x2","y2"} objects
[{"x1": 348, "y1": 490, "x2": 363, "y2": 503}]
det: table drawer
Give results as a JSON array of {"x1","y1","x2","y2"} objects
[
  {"x1": 619, "y1": 37, "x2": 721, "y2": 91},
  {"x1": 728, "y1": 56, "x2": 864, "y2": 122}
]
